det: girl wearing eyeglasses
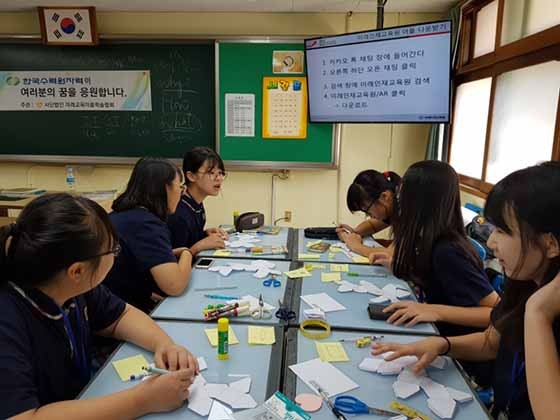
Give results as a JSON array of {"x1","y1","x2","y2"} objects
[
  {"x1": 0, "y1": 193, "x2": 199, "y2": 420},
  {"x1": 104, "y1": 157, "x2": 192, "y2": 313},
  {"x1": 168, "y1": 147, "x2": 229, "y2": 255}
]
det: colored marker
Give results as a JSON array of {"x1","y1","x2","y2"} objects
[
  {"x1": 205, "y1": 294, "x2": 240, "y2": 300},
  {"x1": 143, "y1": 366, "x2": 170, "y2": 375}
]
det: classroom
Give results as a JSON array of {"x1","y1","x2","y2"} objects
[{"x1": 0, "y1": 1, "x2": 559, "y2": 419}]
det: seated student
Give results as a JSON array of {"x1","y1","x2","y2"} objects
[
  {"x1": 0, "y1": 193, "x2": 198, "y2": 420},
  {"x1": 336, "y1": 170, "x2": 400, "y2": 257},
  {"x1": 373, "y1": 161, "x2": 499, "y2": 335},
  {"x1": 168, "y1": 147, "x2": 228, "y2": 254},
  {"x1": 372, "y1": 161, "x2": 560, "y2": 420},
  {"x1": 104, "y1": 157, "x2": 192, "y2": 313}
]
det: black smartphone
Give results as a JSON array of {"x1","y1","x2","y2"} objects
[
  {"x1": 367, "y1": 303, "x2": 391, "y2": 320},
  {"x1": 194, "y1": 258, "x2": 214, "y2": 269}
]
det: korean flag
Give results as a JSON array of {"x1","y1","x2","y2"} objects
[{"x1": 42, "y1": 8, "x2": 96, "y2": 44}]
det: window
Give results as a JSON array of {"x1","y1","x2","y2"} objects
[{"x1": 449, "y1": 0, "x2": 560, "y2": 195}]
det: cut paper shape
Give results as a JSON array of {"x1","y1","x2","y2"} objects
[
  {"x1": 213, "y1": 386, "x2": 257, "y2": 409},
  {"x1": 398, "y1": 368, "x2": 425, "y2": 385},
  {"x1": 289, "y1": 358, "x2": 359, "y2": 397},
  {"x1": 377, "y1": 360, "x2": 405, "y2": 375},
  {"x1": 315, "y1": 342, "x2": 349, "y2": 362},
  {"x1": 254, "y1": 268, "x2": 282, "y2": 279},
  {"x1": 205, "y1": 327, "x2": 240, "y2": 347},
  {"x1": 188, "y1": 375, "x2": 213, "y2": 416},
  {"x1": 337, "y1": 280, "x2": 355, "y2": 293},
  {"x1": 358, "y1": 357, "x2": 383, "y2": 373},
  {"x1": 420, "y1": 377, "x2": 451, "y2": 400},
  {"x1": 447, "y1": 386, "x2": 473, "y2": 403},
  {"x1": 301, "y1": 292, "x2": 346, "y2": 312},
  {"x1": 229, "y1": 376, "x2": 251, "y2": 394},
  {"x1": 213, "y1": 250, "x2": 232, "y2": 257},
  {"x1": 352, "y1": 255, "x2": 369, "y2": 263},
  {"x1": 321, "y1": 272, "x2": 341, "y2": 283},
  {"x1": 353, "y1": 284, "x2": 369, "y2": 293},
  {"x1": 427, "y1": 397, "x2": 456, "y2": 419},
  {"x1": 248, "y1": 326, "x2": 276, "y2": 345},
  {"x1": 393, "y1": 381, "x2": 421, "y2": 399},
  {"x1": 208, "y1": 266, "x2": 234, "y2": 277},
  {"x1": 295, "y1": 393, "x2": 323, "y2": 412},
  {"x1": 304, "y1": 307, "x2": 326, "y2": 320},
  {"x1": 208, "y1": 400, "x2": 233, "y2": 420},
  {"x1": 285, "y1": 267, "x2": 312, "y2": 278},
  {"x1": 396, "y1": 289, "x2": 411, "y2": 298},
  {"x1": 299, "y1": 253, "x2": 321, "y2": 260},
  {"x1": 206, "y1": 383, "x2": 230, "y2": 399},
  {"x1": 330, "y1": 264, "x2": 349, "y2": 272},
  {"x1": 197, "y1": 356, "x2": 208, "y2": 371},
  {"x1": 431, "y1": 356, "x2": 447, "y2": 369},
  {"x1": 359, "y1": 280, "x2": 383, "y2": 295},
  {"x1": 382, "y1": 284, "x2": 399, "y2": 303},
  {"x1": 370, "y1": 295, "x2": 390, "y2": 304},
  {"x1": 112, "y1": 354, "x2": 149, "y2": 381}
]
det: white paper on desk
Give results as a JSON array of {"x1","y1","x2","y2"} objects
[
  {"x1": 395, "y1": 288, "x2": 411, "y2": 299},
  {"x1": 382, "y1": 284, "x2": 399, "y2": 303},
  {"x1": 214, "y1": 387, "x2": 258, "y2": 409},
  {"x1": 208, "y1": 400, "x2": 234, "y2": 420},
  {"x1": 209, "y1": 266, "x2": 234, "y2": 276},
  {"x1": 252, "y1": 260, "x2": 276, "y2": 269},
  {"x1": 188, "y1": 375, "x2": 213, "y2": 416},
  {"x1": 359, "y1": 280, "x2": 383, "y2": 296},
  {"x1": 446, "y1": 386, "x2": 473, "y2": 403},
  {"x1": 254, "y1": 268, "x2": 281, "y2": 279},
  {"x1": 420, "y1": 377, "x2": 452, "y2": 400},
  {"x1": 206, "y1": 383, "x2": 230, "y2": 399},
  {"x1": 393, "y1": 380, "x2": 420, "y2": 399},
  {"x1": 289, "y1": 358, "x2": 358, "y2": 397},
  {"x1": 358, "y1": 357, "x2": 382, "y2": 373},
  {"x1": 301, "y1": 293, "x2": 346, "y2": 312},
  {"x1": 398, "y1": 368, "x2": 425, "y2": 385},
  {"x1": 337, "y1": 280, "x2": 355, "y2": 293},
  {"x1": 428, "y1": 397, "x2": 456, "y2": 419},
  {"x1": 461, "y1": 206, "x2": 478, "y2": 227},
  {"x1": 197, "y1": 356, "x2": 208, "y2": 371},
  {"x1": 229, "y1": 376, "x2": 251, "y2": 394},
  {"x1": 430, "y1": 356, "x2": 447, "y2": 369},
  {"x1": 370, "y1": 295, "x2": 390, "y2": 304},
  {"x1": 304, "y1": 307, "x2": 326, "y2": 320}
]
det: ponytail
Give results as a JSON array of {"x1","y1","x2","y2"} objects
[{"x1": 346, "y1": 169, "x2": 401, "y2": 212}]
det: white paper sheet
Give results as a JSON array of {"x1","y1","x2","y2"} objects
[
  {"x1": 197, "y1": 357, "x2": 208, "y2": 371},
  {"x1": 208, "y1": 400, "x2": 234, "y2": 420},
  {"x1": 393, "y1": 380, "x2": 421, "y2": 399},
  {"x1": 188, "y1": 375, "x2": 213, "y2": 416},
  {"x1": 300, "y1": 293, "x2": 346, "y2": 312},
  {"x1": 358, "y1": 358, "x2": 383, "y2": 373},
  {"x1": 289, "y1": 358, "x2": 358, "y2": 397},
  {"x1": 427, "y1": 397, "x2": 456, "y2": 419},
  {"x1": 229, "y1": 376, "x2": 251, "y2": 394}
]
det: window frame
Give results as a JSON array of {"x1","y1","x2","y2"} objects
[{"x1": 448, "y1": 0, "x2": 560, "y2": 196}]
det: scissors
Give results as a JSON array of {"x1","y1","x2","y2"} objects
[
  {"x1": 334, "y1": 396, "x2": 401, "y2": 417},
  {"x1": 263, "y1": 275, "x2": 281, "y2": 288},
  {"x1": 275, "y1": 299, "x2": 296, "y2": 322},
  {"x1": 251, "y1": 294, "x2": 273, "y2": 319}
]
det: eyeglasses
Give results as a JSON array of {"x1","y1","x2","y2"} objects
[
  {"x1": 197, "y1": 170, "x2": 227, "y2": 180},
  {"x1": 83, "y1": 243, "x2": 121, "y2": 261},
  {"x1": 361, "y1": 201, "x2": 375, "y2": 216}
]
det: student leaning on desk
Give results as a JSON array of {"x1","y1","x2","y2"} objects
[
  {"x1": 336, "y1": 169, "x2": 400, "y2": 258},
  {"x1": 0, "y1": 193, "x2": 199, "y2": 420}
]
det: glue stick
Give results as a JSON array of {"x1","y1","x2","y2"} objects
[{"x1": 217, "y1": 317, "x2": 229, "y2": 360}]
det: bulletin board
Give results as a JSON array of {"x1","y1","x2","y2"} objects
[{"x1": 216, "y1": 41, "x2": 340, "y2": 169}]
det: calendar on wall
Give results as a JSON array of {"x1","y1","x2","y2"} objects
[{"x1": 262, "y1": 76, "x2": 307, "y2": 139}]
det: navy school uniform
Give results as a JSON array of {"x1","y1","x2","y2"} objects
[
  {"x1": 0, "y1": 283, "x2": 125, "y2": 419},
  {"x1": 104, "y1": 208, "x2": 177, "y2": 312},
  {"x1": 167, "y1": 193, "x2": 207, "y2": 249}
]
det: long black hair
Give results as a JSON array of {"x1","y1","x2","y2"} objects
[
  {"x1": 0, "y1": 193, "x2": 116, "y2": 290},
  {"x1": 183, "y1": 147, "x2": 225, "y2": 185},
  {"x1": 486, "y1": 161, "x2": 560, "y2": 351},
  {"x1": 346, "y1": 169, "x2": 401, "y2": 213},
  {"x1": 392, "y1": 160, "x2": 481, "y2": 286},
  {"x1": 112, "y1": 157, "x2": 182, "y2": 221}
]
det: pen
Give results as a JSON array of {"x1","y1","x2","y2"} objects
[
  {"x1": 332, "y1": 221, "x2": 351, "y2": 234},
  {"x1": 143, "y1": 366, "x2": 170, "y2": 375},
  {"x1": 204, "y1": 294, "x2": 240, "y2": 300},
  {"x1": 347, "y1": 272, "x2": 387, "y2": 278}
]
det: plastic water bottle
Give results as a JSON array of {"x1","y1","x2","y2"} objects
[{"x1": 66, "y1": 166, "x2": 76, "y2": 191}]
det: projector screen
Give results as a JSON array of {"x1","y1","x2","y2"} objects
[{"x1": 305, "y1": 20, "x2": 451, "y2": 123}]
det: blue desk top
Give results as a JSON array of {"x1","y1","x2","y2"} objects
[
  {"x1": 296, "y1": 229, "x2": 379, "y2": 264},
  {"x1": 81, "y1": 321, "x2": 282, "y2": 419},
  {"x1": 198, "y1": 227, "x2": 292, "y2": 261},
  {"x1": 295, "y1": 263, "x2": 438, "y2": 335},
  {"x1": 151, "y1": 258, "x2": 294, "y2": 325},
  {"x1": 285, "y1": 329, "x2": 490, "y2": 420}
]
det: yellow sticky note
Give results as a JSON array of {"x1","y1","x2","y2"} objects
[
  {"x1": 330, "y1": 264, "x2": 349, "y2": 272},
  {"x1": 330, "y1": 247, "x2": 343, "y2": 253},
  {"x1": 112, "y1": 354, "x2": 149, "y2": 381},
  {"x1": 205, "y1": 327, "x2": 240, "y2": 347},
  {"x1": 352, "y1": 255, "x2": 370, "y2": 264},
  {"x1": 299, "y1": 253, "x2": 321, "y2": 260},
  {"x1": 321, "y1": 272, "x2": 342, "y2": 283},
  {"x1": 304, "y1": 263, "x2": 327, "y2": 271},
  {"x1": 248, "y1": 326, "x2": 276, "y2": 345},
  {"x1": 284, "y1": 268, "x2": 312, "y2": 278},
  {"x1": 213, "y1": 249, "x2": 232, "y2": 257},
  {"x1": 316, "y1": 342, "x2": 350, "y2": 362}
]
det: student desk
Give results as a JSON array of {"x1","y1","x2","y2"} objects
[
  {"x1": 151, "y1": 258, "x2": 295, "y2": 325},
  {"x1": 198, "y1": 227, "x2": 294, "y2": 261},
  {"x1": 80, "y1": 321, "x2": 283, "y2": 419},
  {"x1": 284, "y1": 329, "x2": 491, "y2": 420},
  {"x1": 293, "y1": 263, "x2": 438, "y2": 335},
  {"x1": 296, "y1": 229, "x2": 380, "y2": 264}
]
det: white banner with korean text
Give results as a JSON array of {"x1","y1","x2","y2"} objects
[{"x1": 0, "y1": 70, "x2": 152, "y2": 111}]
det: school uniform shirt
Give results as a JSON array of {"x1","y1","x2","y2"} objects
[
  {"x1": 423, "y1": 240, "x2": 495, "y2": 337},
  {"x1": 167, "y1": 193, "x2": 207, "y2": 249},
  {"x1": 104, "y1": 208, "x2": 177, "y2": 312},
  {"x1": 0, "y1": 283, "x2": 125, "y2": 419}
]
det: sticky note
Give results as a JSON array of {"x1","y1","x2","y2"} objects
[
  {"x1": 321, "y1": 272, "x2": 342, "y2": 283},
  {"x1": 248, "y1": 326, "x2": 276, "y2": 345},
  {"x1": 315, "y1": 342, "x2": 350, "y2": 362},
  {"x1": 205, "y1": 327, "x2": 239, "y2": 347},
  {"x1": 306, "y1": 240, "x2": 322, "y2": 247},
  {"x1": 213, "y1": 250, "x2": 232, "y2": 257},
  {"x1": 352, "y1": 255, "x2": 370, "y2": 263},
  {"x1": 305, "y1": 263, "x2": 326, "y2": 271},
  {"x1": 112, "y1": 354, "x2": 149, "y2": 381},
  {"x1": 299, "y1": 253, "x2": 321, "y2": 260},
  {"x1": 284, "y1": 268, "x2": 312, "y2": 278},
  {"x1": 330, "y1": 247, "x2": 343, "y2": 253},
  {"x1": 330, "y1": 264, "x2": 349, "y2": 272}
]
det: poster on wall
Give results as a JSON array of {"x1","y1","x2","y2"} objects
[
  {"x1": 272, "y1": 51, "x2": 304, "y2": 74},
  {"x1": 262, "y1": 76, "x2": 307, "y2": 139},
  {"x1": 225, "y1": 93, "x2": 255, "y2": 137},
  {"x1": 0, "y1": 70, "x2": 152, "y2": 111}
]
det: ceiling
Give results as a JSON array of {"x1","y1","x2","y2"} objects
[{"x1": 0, "y1": 0, "x2": 456, "y2": 13}]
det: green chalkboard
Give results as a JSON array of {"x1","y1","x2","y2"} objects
[
  {"x1": 0, "y1": 43, "x2": 214, "y2": 161},
  {"x1": 217, "y1": 42, "x2": 337, "y2": 168}
]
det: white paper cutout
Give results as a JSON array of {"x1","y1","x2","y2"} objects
[{"x1": 393, "y1": 380, "x2": 421, "y2": 399}]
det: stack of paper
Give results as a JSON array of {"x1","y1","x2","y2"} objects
[
  {"x1": 289, "y1": 358, "x2": 358, "y2": 397},
  {"x1": 301, "y1": 293, "x2": 346, "y2": 312}
]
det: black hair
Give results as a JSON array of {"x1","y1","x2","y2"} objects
[
  {"x1": 346, "y1": 169, "x2": 401, "y2": 213},
  {"x1": 0, "y1": 193, "x2": 116, "y2": 290},
  {"x1": 112, "y1": 157, "x2": 182, "y2": 221},
  {"x1": 486, "y1": 161, "x2": 560, "y2": 351},
  {"x1": 183, "y1": 147, "x2": 225, "y2": 185},
  {"x1": 392, "y1": 160, "x2": 481, "y2": 286}
]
